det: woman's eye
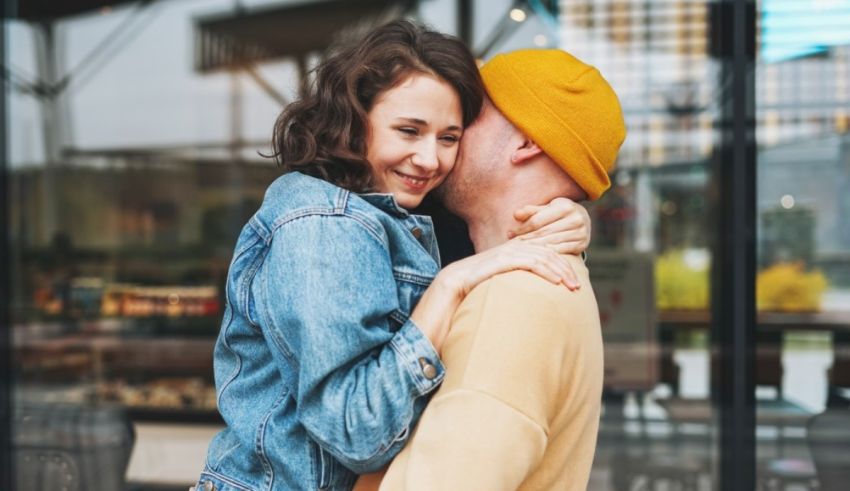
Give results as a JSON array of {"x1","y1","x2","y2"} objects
[
  {"x1": 397, "y1": 127, "x2": 418, "y2": 136},
  {"x1": 440, "y1": 135, "x2": 460, "y2": 144}
]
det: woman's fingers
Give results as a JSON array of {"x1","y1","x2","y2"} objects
[
  {"x1": 519, "y1": 230, "x2": 588, "y2": 254},
  {"x1": 450, "y1": 240, "x2": 582, "y2": 297},
  {"x1": 542, "y1": 249, "x2": 580, "y2": 290},
  {"x1": 560, "y1": 257, "x2": 580, "y2": 290},
  {"x1": 509, "y1": 197, "x2": 586, "y2": 240},
  {"x1": 519, "y1": 259, "x2": 563, "y2": 285},
  {"x1": 503, "y1": 243, "x2": 580, "y2": 290},
  {"x1": 512, "y1": 204, "x2": 544, "y2": 223},
  {"x1": 510, "y1": 203, "x2": 569, "y2": 238}
]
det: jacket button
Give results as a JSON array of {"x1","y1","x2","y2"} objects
[
  {"x1": 411, "y1": 227, "x2": 423, "y2": 239},
  {"x1": 203, "y1": 482, "x2": 215, "y2": 491},
  {"x1": 419, "y1": 357, "x2": 438, "y2": 380}
]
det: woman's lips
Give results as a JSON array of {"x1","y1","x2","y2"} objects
[{"x1": 393, "y1": 170, "x2": 430, "y2": 191}]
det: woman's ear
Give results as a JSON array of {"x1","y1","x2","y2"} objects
[{"x1": 510, "y1": 139, "x2": 544, "y2": 164}]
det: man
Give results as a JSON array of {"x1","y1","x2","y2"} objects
[{"x1": 359, "y1": 48, "x2": 626, "y2": 490}]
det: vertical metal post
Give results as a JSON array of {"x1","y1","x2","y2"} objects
[
  {"x1": 1, "y1": 2, "x2": 14, "y2": 489},
  {"x1": 457, "y1": 0, "x2": 472, "y2": 46},
  {"x1": 709, "y1": 1, "x2": 756, "y2": 490},
  {"x1": 295, "y1": 55, "x2": 309, "y2": 100},
  {"x1": 229, "y1": 68, "x2": 245, "y2": 231},
  {"x1": 32, "y1": 21, "x2": 64, "y2": 244}
]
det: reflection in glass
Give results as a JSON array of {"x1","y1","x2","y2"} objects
[{"x1": 756, "y1": 1, "x2": 850, "y2": 489}]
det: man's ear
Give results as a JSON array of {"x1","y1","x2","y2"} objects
[{"x1": 510, "y1": 139, "x2": 544, "y2": 164}]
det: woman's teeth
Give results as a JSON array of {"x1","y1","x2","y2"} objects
[{"x1": 394, "y1": 171, "x2": 428, "y2": 187}]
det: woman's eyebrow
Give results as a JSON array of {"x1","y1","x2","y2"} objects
[
  {"x1": 395, "y1": 117, "x2": 461, "y2": 131},
  {"x1": 395, "y1": 117, "x2": 428, "y2": 125}
]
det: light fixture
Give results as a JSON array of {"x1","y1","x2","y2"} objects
[
  {"x1": 780, "y1": 194, "x2": 795, "y2": 209},
  {"x1": 534, "y1": 34, "x2": 547, "y2": 46},
  {"x1": 510, "y1": 8, "x2": 527, "y2": 22}
]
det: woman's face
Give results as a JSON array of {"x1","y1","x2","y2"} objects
[{"x1": 366, "y1": 73, "x2": 463, "y2": 209}]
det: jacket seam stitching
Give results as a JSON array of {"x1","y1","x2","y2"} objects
[
  {"x1": 248, "y1": 215, "x2": 270, "y2": 243},
  {"x1": 258, "y1": 269, "x2": 297, "y2": 365},
  {"x1": 318, "y1": 444, "x2": 329, "y2": 488},
  {"x1": 216, "y1": 302, "x2": 240, "y2": 410},
  {"x1": 256, "y1": 389, "x2": 289, "y2": 491},
  {"x1": 389, "y1": 326, "x2": 443, "y2": 396},
  {"x1": 393, "y1": 271, "x2": 434, "y2": 286},
  {"x1": 335, "y1": 186, "x2": 349, "y2": 213},
  {"x1": 200, "y1": 469, "x2": 255, "y2": 491},
  {"x1": 269, "y1": 211, "x2": 386, "y2": 249},
  {"x1": 239, "y1": 236, "x2": 266, "y2": 329}
]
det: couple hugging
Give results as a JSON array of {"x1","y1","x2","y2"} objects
[{"x1": 194, "y1": 19, "x2": 625, "y2": 491}]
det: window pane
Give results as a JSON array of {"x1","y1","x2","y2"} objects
[
  {"x1": 555, "y1": 1, "x2": 721, "y2": 489},
  {"x1": 755, "y1": 0, "x2": 850, "y2": 489}
]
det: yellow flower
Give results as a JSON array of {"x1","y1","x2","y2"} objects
[
  {"x1": 655, "y1": 250, "x2": 710, "y2": 310},
  {"x1": 757, "y1": 262, "x2": 828, "y2": 312}
]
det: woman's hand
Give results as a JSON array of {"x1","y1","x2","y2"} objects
[
  {"x1": 508, "y1": 197, "x2": 591, "y2": 255},
  {"x1": 411, "y1": 240, "x2": 579, "y2": 354},
  {"x1": 440, "y1": 240, "x2": 580, "y2": 295}
]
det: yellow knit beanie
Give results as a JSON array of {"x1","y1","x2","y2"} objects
[{"x1": 480, "y1": 49, "x2": 626, "y2": 200}]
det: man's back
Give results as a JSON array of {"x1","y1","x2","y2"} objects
[{"x1": 380, "y1": 254, "x2": 603, "y2": 491}]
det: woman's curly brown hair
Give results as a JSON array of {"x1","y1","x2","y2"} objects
[{"x1": 269, "y1": 20, "x2": 483, "y2": 193}]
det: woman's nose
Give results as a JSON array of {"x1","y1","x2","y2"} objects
[{"x1": 412, "y1": 140, "x2": 439, "y2": 171}]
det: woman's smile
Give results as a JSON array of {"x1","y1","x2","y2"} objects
[{"x1": 392, "y1": 169, "x2": 433, "y2": 190}]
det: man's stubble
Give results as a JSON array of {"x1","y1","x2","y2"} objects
[{"x1": 434, "y1": 107, "x2": 516, "y2": 220}]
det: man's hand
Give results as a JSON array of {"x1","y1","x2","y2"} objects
[{"x1": 508, "y1": 197, "x2": 591, "y2": 255}]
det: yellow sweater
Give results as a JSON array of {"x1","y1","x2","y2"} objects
[{"x1": 378, "y1": 255, "x2": 603, "y2": 491}]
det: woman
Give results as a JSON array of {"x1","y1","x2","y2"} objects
[{"x1": 196, "y1": 21, "x2": 590, "y2": 491}]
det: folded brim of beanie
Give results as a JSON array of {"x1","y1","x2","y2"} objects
[{"x1": 480, "y1": 57, "x2": 612, "y2": 201}]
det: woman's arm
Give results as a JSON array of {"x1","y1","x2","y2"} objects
[{"x1": 259, "y1": 215, "x2": 443, "y2": 473}]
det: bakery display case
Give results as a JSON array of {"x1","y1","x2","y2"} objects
[{"x1": 11, "y1": 161, "x2": 279, "y2": 422}]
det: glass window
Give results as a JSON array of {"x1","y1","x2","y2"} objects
[
  {"x1": 557, "y1": 1, "x2": 723, "y2": 488},
  {"x1": 7, "y1": 1, "x2": 287, "y2": 487},
  {"x1": 756, "y1": 1, "x2": 850, "y2": 489}
]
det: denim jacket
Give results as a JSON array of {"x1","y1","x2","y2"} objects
[{"x1": 200, "y1": 172, "x2": 446, "y2": 491}]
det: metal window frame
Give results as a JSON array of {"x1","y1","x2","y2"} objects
[
  {"x1": 709, "y1": 1, "x2": 757, "y2": 490},
  {"x1": 1, "y1": 2, "x2": 13, "y2": 489}
]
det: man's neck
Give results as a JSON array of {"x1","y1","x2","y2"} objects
[{"x1": 464, "y1": 206, "x2": 516, "y2": 253}]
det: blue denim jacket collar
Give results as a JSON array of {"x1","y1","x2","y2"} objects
[{"x1": 359, "y1": 192, "x2": 410, "y2": 218}]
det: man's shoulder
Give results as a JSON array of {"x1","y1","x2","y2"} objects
[
  {"x1": 468, "y1": 254, "x2": 594, "y2": 311},
  {"x1": 451, "y1": 255, "x2": 599, "y2": 352},
  {"x1": 441, "y1": 255, "x2": 603, "y2": 427}
]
